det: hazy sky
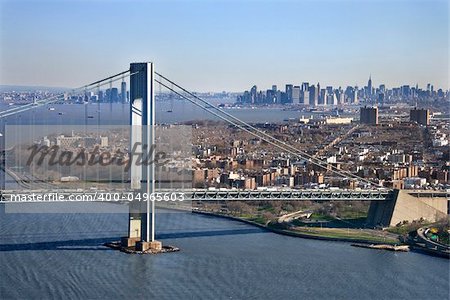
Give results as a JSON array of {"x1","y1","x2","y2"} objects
[{"x1": 0, "y1": 0, "x2": 448, "y2": 91}]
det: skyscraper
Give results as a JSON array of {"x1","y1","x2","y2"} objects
[
  {"x1": 353, "y1": 86, "x2": 359, "y2": 104},
  {"x1": 401, "y1": 85, "x2": 411, "y2": 98},
  {"x1": 317, "y1": 82, "x2": 321, "y2": 101},
  {"x1": 360, "y1": 106, "x2": 378, "y2": 125},
  {"x1": 98, "y1": 90, "x2": 104, "y2": 102},
  {"x1": 301, "y1": 90, "x2": 309, "y2": 105},
  {"x1": 308, "y1": 85, "x2": 318, "y2": 107},
  {"x1": 319, "y1": 89, "x2": 326, "y2": 105},
  {"x1": 377, "y1": 92, "x2": 385, "y2": 107},
  {"x1": 250, "y1": 85, "x2": 257, "y2": 104},
  {"x1": 326, "y1": 93, "x2": 337, "y2": 106},
  {"x1": 106, "y1": 88, "x2": 119, "y2": 102},
  {"x1": 367, "y1": 75, "x2": 373, "y2": 98},
  {"x1": 293, "y1": 86, "x2": 300, "y2": 104},
  {"x1": 121, "y1": 81, "x2": 127, "y2": 103},
  {"x1": 410, "y1": 108, "x2": 430, "y2": 126},
  {"x1": 301, "y1": 82, "x2": 309, "y2": 92},
  {"x1": 285, "y1": 84, "x2": 293, "y2": 104}
]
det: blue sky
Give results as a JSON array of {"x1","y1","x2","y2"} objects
[{"x1": 0, "y1": 0, "x2": 448, "y2": 91}]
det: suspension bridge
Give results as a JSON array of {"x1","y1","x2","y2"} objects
[{"x1": 0, "y1": 62, "x2": 448, "y2": 251}]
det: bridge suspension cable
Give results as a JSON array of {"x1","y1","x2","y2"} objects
[
  {"x1": 155, "y1": 72, "x2": 380, "y2": 187},
  {"x1": 0, "y1": 70, "x2": 133, "y2": 119}
]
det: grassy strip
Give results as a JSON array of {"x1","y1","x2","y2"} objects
[
  {"x1": 196, "y1": 211, "x2": 400, "y2": 245},
  {"x1": 285, "y1": 227, "x2": 399, "y2": 244}
]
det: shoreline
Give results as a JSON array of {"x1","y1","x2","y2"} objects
[
  {"x1": 191, "y1": 210, "x2": 448, "y2": 259},
  {"x1": 192, "y1": 210, "x2": 400, "y2": 245}
]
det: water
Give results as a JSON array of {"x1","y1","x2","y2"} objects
[
  {"x1": 0, "y1": 102, "x2": 351, "y2": 125},
  {"x1": 1, "y1": 204, "x2": 449, "y2": 299}
]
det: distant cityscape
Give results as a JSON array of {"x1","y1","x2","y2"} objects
[
  {"x1": 0, "y1": 81, "x2": 234, "y2": 106},
  {"x1": 1, "y1": 76, "x2": 449, "y2": 107},
  {"x1": 237, "y1": 76, "x2": 449, "y2": 106},
  {"x1": 0, "y1": 81, "x2": 130, "y2": 105}
]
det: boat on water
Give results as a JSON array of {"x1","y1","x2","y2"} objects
[{"x1": 48, "y1": 107, "x2": 55, "y2": 111}]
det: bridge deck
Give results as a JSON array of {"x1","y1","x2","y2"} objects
[
  {"x1": 1, "y1": 189, "x2": 448, "y2": 203},
  {"x1": 0, "y1": 189, "x2": 401, "y2": 202}
]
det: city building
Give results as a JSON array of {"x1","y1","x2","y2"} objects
[
  {"x1": 121, "y1": 81, "x2": 127, "y2": 103},
  {"x1": 410, "y1": 108, "x2": 430, "y2": 126},
  {"x1": 292, "y1": 86, "x2": 300, "y2": 104},
  {"x1": 367, "y1": 75, "x2": 373, "y2": 98},
  {"x1": 360, "y1": 106, "x2": 378, "y2": 125},
  {"x1": 308, "y1": 85, "x2": 318, "y2": 106},
  {"x1": 285, "y1": 84, "x2": 293, "y2": 104}
]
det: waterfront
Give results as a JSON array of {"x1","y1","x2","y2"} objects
[{"x1": 0, "y1": 204, "x2": 448, "y2": 299}]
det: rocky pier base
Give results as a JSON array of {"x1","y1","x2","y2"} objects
[{"x1": 104, "y1": 240, "x2": 180, "y2": 254}]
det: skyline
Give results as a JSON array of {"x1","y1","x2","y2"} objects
[{"x1": 0, "y1": 0, "x2": 448, "y2": 92}]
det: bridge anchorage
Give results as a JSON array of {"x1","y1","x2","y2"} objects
[{"x1": 1, "y1": 62, "x2": 449, "y2": 253}]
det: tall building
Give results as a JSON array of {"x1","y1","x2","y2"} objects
[
  {"x1": 360, "y1": 106, "x2": 378, "y2": 125},
  {"x1": 301, "y1": 90, "x2": 309, "y2": 105},
  {"x1": 377, "y1": 92, "x2": 385, "y2": 107},
  {"x1": 410, "y1": 108, "x2": 430, "y2": 126},
  {"x1": 335, "y1": 89, "x2": 344, "y2": 105},
  {"x1": 121, "y1": 81, "x2": 127, "y2": 103},
  {"x1": 105, "y1": 88, "x2": 119, "y2": 102},
  {"x1": 401, "y1": 85, "x2": 411, "y2": 98},
  {"x1": 301, "y1": 82, "x2": 309, "y2": 92},
  {"x1": 292, "y1": 86, "x2": 301, "y2": 104},
  {"x1": 319, "y1": 89, "x2": 326, "y2": 105},
  {"x1": 326, "y1": 93, "x2": 337, "y2": 106},
  {"x1": 98, "y1": 90, "x2": 104, "y2": 102},
  {"x1": 367, "y1": 75, "x2": 373, "y2": 97},
  {"x1": 250, "y1": 85, "x2": 257, "y2": 104},
  {"x1": 317, "y1": 82, "x2": 321, "y2": 103},
  {"x1": 308, "y1": 85, "x2": 318, "y2": 106},
  {"x1": 266, "y1": 89, "x2": 275, "y2": 104},
  {"x1": 285, "y1": 84, "x2": 293, "y2": 104}
]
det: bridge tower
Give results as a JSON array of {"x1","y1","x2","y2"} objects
[{"x1": 121, "y1": 62, "x2": 161, "y2": 251}]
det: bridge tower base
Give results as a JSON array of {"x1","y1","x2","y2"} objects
[
  {"x1": 136, "y1": 240, "x2": 162, "y2": 252},
  {"x1": 367, "y1": 189, "x2": 448, "y2": 228}
]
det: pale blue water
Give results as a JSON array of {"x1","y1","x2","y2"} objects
[
  {"x1": 0, "y1": 102, "x2": 347, "y2": 125},
  {"x1": 0, "y1": 205, "x2": 449, "y2": 299}
]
